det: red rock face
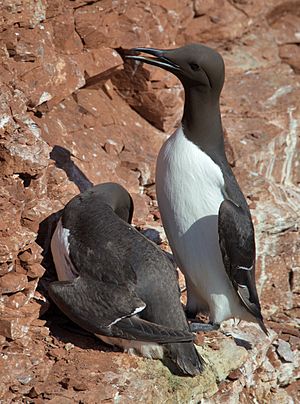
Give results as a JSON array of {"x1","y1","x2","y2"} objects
[{"x1": 0, "y1": 0, "x2": 299, "y2": 402}]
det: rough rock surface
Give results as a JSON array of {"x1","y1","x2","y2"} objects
[{"x1": 0, "y1": 0, "x2": 299, "y2": 402}]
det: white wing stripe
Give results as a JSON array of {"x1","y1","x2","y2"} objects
[
  {"x1": 237, "y1": 265, "x2": 253, "y2": 271},
  {"x1": 108, "y1": 303, "x2": 146, "y2": 327}
]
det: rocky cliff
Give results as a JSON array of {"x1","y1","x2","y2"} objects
[{"x1": 0, "y1": 0, "x2": 299, "y2": 402}]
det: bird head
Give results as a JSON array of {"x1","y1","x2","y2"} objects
[{"x1": 125, "y1": 43, "x2": 225, "y2": 95}]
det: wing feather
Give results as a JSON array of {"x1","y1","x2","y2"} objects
[
  {"x1": 218, "y1": 199, "x2": 268, "y2": 334},
  {"x1": 48, "y1": 278, "x2": 194, "y2": 343}
]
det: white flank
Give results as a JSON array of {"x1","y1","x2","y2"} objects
[
  {"x1": 96, "y1": 334, "x2": 164, "y2": 360},
  {"x1": 51, "y1": 219, "x2": 79, "y2": 281},
  {"x1": 156, "y1": 125, "x2": 255, "y2": 324}
]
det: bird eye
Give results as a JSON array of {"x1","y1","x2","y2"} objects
[{"x1": 189, "y1": 63, "x2": 200, "y2": 71}]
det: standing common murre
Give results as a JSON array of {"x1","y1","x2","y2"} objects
[{"x1": 126, "y1": 44, "x2": 268, "y2": 335}]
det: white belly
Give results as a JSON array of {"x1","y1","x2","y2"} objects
[{"x1": 156, "y1": 126, "x2": 248, "y2": 323}]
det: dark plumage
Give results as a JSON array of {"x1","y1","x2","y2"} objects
[
  {"x1": 126, "y1": 44, "x2": 268, "y2": 335},
  {"x1": 50, "y1": 183, "x2": 203, "y2": 376}
]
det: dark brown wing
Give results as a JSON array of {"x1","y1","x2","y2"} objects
[
  {"x1": 218, "y1": 199, "x2": 268, "y2": 334},
  {"x1": 48, "y1": 277, "x2": 194, "y2": 343}
]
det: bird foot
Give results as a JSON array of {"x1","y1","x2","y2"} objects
[{"x1": 189, "y1": 322, "x2": 220, "y2": 333}]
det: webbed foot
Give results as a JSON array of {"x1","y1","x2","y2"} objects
[{"x1": 189, "y1": 322, "x2": 220, "y2": 333}]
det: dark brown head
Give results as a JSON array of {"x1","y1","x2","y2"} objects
[{"x1": 126, "y1": 43, "x2": 225, "y2": 97}]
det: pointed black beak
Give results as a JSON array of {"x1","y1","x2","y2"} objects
[{"x1": 125, "y1": 47, "x2": 180, "y2": 72}]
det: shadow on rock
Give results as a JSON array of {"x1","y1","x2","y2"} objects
[
  {"x1": 50, "y1": 145, "x2": 93, "y2": 193},
  {"x1": 42, "y1": 304, "x2": 118, "y2": 353},
  {"x1": 36, "y1": 145, "x2": 109, "y2": 351},
  {"x1": 37, "y1": 144, "x2": 95, "y2": 286}
]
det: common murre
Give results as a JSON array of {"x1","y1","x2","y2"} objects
[
  {"x1": 126, "y1": 44, "x2": 268, "y2": 335},
  {"x1": 50, "y1": 182, "x2": 204, "y2": 375}
]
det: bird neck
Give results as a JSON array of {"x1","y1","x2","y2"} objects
[{"x1": 182, "y1": 86, "x2": 225, "y2": 156}]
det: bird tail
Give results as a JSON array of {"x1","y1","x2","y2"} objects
[
  {"x1": 257, "y1": 317, "x2": 269, "y2": 336},
  {"x1": 163, "y1": 341, "x2": 204, "y2": 377}
]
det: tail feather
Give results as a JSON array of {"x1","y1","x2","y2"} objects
[
  {"x1": 164, "y1": 342, "x2": 204, "y2": 377},
  {"x1": 257, "y1": 317, "x2": 269, "y2": 336}
]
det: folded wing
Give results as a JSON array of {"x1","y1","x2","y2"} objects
[
  {"x1": 49, "y1": 277, "x2": 195, "y2": 343},
  {"x1": 218, "y1": 199, "x2": 268, "y2": 334}
]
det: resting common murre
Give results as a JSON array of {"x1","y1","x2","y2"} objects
[
  {"x1": 50, "y1": 182, "x2": 204, "y2": 375},
  {"x1": 126, "y1": 44, "x2": 268, "y2": 335}
]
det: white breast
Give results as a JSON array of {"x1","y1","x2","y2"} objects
[
  {"x1": 156, "y1": 126, "x2": 225, "y2": 234},
  {"x1": 156, "y1": 126, "x2": 249, "y2": 323}
]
